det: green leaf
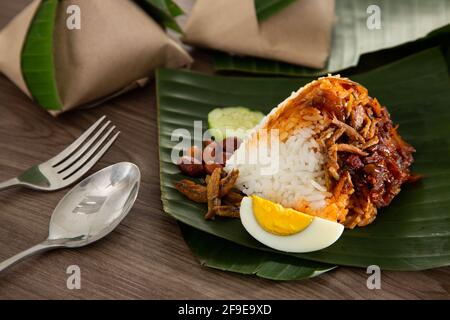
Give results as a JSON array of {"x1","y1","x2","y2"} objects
[
  {"x1": 21, "y1": 0, "x2": 62, "y2": 111},
  {"x1": 136, "y1": 0, "x2": 183, "y2": 33},
  {"x1": 214, "y1": 1, "x2": 450, "y2": 76},
  {"x1": 180, "y1": 223, "x2": 336, "y2": 280},
  {"x1": 157, "y1": 47, "x2": 450, "y2": 271},
  {"x1": 213, "y1": 52, "x2": 326, "y2": 77},
  {"x1": 254, "y1": 0, "x2": 297, "y2": 22},
  {"x1": 164, "y1": 0, "x2": 183, "y2": 17}
]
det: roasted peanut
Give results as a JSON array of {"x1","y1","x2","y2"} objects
[
  {"x1": 186, "y1": 145, "x2": 202, "y2": 161},
  {"x1": 219, "y1": 136, "x2": 242, "y2": 154},
  {"x1": 204, "y1": 162, "x2": 224, "y2": 175},
  {"x1": 203, "y1": 139, "x2": 214, "y2": 148},
  {"x1": 203, "y1": 141, "x2": 225, "y2": 165},
  {"x1": 178, "y1": 156, "x2": 204, "y2": 177}
]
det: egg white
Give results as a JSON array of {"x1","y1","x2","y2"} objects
[{"x1": 240, "y1": 197, "x2": 344, "y2": 253}]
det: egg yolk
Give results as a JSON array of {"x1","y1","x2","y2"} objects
[{"x1": 252, "y1": 196, "x2": 314, "y2": 236}]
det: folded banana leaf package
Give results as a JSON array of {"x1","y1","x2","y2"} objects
[
  {"x1": 182, "y1": 0, "x2": 335, "y2": 69},
  {"x1": 0, "y1": 0, "x2": 192, "y2": 115}
]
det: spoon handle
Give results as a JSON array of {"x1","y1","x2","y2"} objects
[{"x1": 0, "y1": 241, "x2": 59, "y2": 273}]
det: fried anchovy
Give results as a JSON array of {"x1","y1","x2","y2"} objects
[
  {"x1": 362, "y1": 136, "x2": 379, "y2": 149},
  {"x1": 175, "y1": 180, "x2": 207, "y2": 203},
  {"x1": 175, "y1": 169, "x2": 240, "y2": 203},
  {"x1": 327, "y1": 127, "x2": 345, "y2": 146},
  {"x1": 205, "y1": 167, "x2": 222, "y2": 220},
  {"x1": 223, "y1": 191, "x2": 243, "y2": 207},
  {"x1": 335, "y1": 143, "x2": 369, "y2": 156},
  {"x1": 214, "y1": 206, "x2": 240, "y2": 218},
  {"x1": 332, "y1": 117, "x2": 366, "y2": 143},
  {"x1": 219, "y1": 169, "x2": 239, "y2": 197}
]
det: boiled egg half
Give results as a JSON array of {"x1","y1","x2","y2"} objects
[{"x1": 240, "y1": 196, "x2": 344, "y2": 253}]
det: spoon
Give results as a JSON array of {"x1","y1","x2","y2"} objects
[{"x1": 0, "y1": 162, "x2": 140, "y2": 273}]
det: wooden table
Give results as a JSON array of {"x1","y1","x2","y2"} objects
[{"x1": 0, "y1": 0, "x2": 449, "y2": 300}]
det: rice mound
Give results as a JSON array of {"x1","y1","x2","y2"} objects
[
  {"x1": 226, "y1": 127, "x2": 329, "y2": 210},
  {"x1": 225, "y1": 95, "x2": 344, "y2": 221}
]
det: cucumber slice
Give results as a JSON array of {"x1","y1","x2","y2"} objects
[{"x1": 208, "y1": 107, "x2": 265, "y2": 140}]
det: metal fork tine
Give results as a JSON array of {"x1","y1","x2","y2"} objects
[
  {"x1": 61, "y1": 126, "x2": 116, "y2": 179},
  {"x1": 62, "y1": 128, "x2": 118, "y2": 179},
  {"x1": 54, "y1": 120, "x2": 112, "y2": 172},
  {"x1": 62, "y1": 132, "x2": 120, "y2": 184},
  {"x1": 50, "y1": 116, "x2": 107, "y2": 166}
]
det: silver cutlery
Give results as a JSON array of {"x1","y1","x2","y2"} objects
[
  {"x1": 0, "y1": 116, "x2": 119, "y2": 192},
  {"x1": 0, "y1": 162, "x2": 140, "y2": 272}
]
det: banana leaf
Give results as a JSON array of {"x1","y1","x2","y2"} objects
[
  {"x1": 179, "y1": 223, "x2": 336, "y2": 280},
  {"x1": 157, "y1": 47, "x2": 450, "y2": 271},
  {"x1": 214, "y1": 1, "x2": 450, "y2": 76},
  {"x1": 21, "y1": 0, "x2": 62, "y2": 111},
  {"x1": 213, "y1": 52, "x2": 323, "y2": 77},
  {"x1": 213, "y1": 25, "x2": 450, "y2": 77},
  {"x1": 254, "y1": 0, "x2": 297, "y2": 22},
  {"x1": 163, "y1": 0, "x2": 184, "y2": 17}
]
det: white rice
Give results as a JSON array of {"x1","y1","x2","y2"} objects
[{"x1": 225, "y1": 127, "x2": 328, "y2": 210}]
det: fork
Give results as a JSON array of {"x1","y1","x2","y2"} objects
[{"x1": 0, "y1": 116, "x2": 120, "y2": 192}]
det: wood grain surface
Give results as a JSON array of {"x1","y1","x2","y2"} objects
[{"x1": 0, "y1": 0, "x2": 449, "y2": 300}]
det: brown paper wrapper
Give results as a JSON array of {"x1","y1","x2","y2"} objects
[
  {"x1": 183, "y1": 0, "x2": 335, "y2": 69},
  {"x1": 0, "y1": 0, "x2": 40, "y2": 98},
  {"x1": 0, "y1": 0, "x2": 193, "y2": 115}
]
